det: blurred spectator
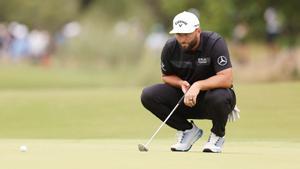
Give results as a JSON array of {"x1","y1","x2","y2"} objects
[
  {"x1": 264, "y1": 7, "x2": 281, "y2": 58},
  {"x1": 55, "y1": 21, "x2": 81, "y2": 46},
  {"x1": 62, "y1": 21, "x2": 81, "y2": 39},
  {"x1": 8, "y1": 22, "x2": 29, "y2": 61},
  {"x1": 0, "y1": 21, "x2": 83, "y2": 66},
  {"x1": 28, "y1": 30, "x2": 51, "y2": 65},
  {"x1": 0, "y1": 23, "x2": 11, "y2": 57},
  {"x1": 144, "y1": 24, "x2": 168, "y2": 53},
  {"x1": 232, "y1": 22, "x2": 249, "y2": 65},
  {"x1": 114, "y1": 18, "x2": 144, "y2": 40}
]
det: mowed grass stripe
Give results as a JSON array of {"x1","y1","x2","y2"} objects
[
  {"x1": 0, "y1": 139, "x2": 299, "y2": 169},
  {"x1": 0, "y1": 82, "x2": 299, "y2": 140}
]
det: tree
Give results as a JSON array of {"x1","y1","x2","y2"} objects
[{"x1": 0, "y1": 0, "x2": 79, "y2": 32}]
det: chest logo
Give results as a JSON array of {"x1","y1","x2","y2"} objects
[
  {"x1": 217, "y1": 56, "x2": 228, "y2": 66},
  {"x1": 197, "y1": 58, "x2": 208, "y2": 64}
]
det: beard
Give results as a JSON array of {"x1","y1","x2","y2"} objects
[{"x1": 180, "y1": 36, "x2": 198, "y2": 52}]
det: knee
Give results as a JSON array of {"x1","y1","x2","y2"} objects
[
  {"x1": 205, "y1": 89, "x2": 233, "y2": 111},
  {"x1": 141, "y1": 88, "x2": 152, "y2": 104},
  {"x1": 141, "y1": 86, "x2": 155, "y2": 108},
  {"x1": 141, "y1": 83, "x2": 179, "y2": 109}
]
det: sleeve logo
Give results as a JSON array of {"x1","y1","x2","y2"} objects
[
  {"x1": 161, "y1": 63, "x2": 166, "y2": 71},
  {"x1": 217, "y1": 56, "x2": 228, "y2": 66}
]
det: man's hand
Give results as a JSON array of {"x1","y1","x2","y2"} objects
[
  {"x1": 184, "y1": 82, "x2": 201, "y2": 107},
  {"x1": 179, "y1": 80, "x2": 190, "y2": 93}
]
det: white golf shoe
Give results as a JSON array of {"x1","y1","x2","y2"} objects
[
  {"x1": 171, "y1": 122, "x2": 203, "y2": 152},
  {"x1": 203, "y1": 132, "x2": 225, "y2": 153}
]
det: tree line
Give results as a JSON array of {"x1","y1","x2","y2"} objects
[{"x1": 0, "y1": 0, "x2": 299, "y2": 44}]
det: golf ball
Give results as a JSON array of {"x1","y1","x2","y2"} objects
[{"x1": 19, "y1": 145, "x2": 28, "y2": 152}]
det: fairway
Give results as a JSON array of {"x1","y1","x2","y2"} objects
[
  {"x1": 1, "y1": 1, "x2": 300, "y2": 168},
  {"x1": 0, "y1": 139, "x2": 299, "y2": 169},
  {"x1": 0, "y1": 82, "x2": 300, "y2": 140},
  {"x1": 0, "y1": 69, "x2": 300, "y2": 169}
]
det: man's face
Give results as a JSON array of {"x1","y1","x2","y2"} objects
[{"x1": 175, "y1": 29, "x2": 199, "y2": 51}]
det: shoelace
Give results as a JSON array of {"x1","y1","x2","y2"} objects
[
  {"x1": 215, "y1": 137, "x2": 222, "y2": 146},
  {"x1": 208, "y1": 134, "x2": 222, "y2": 146},
  {"x1": 176, "y1": 131, "x2": 187, "y2": 143},
  {"x1": 180, "y1": 132, "x2": 187, "y2": 143}
]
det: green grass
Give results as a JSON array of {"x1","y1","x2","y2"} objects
[
  {"x1": 0, "y1": 63, "x2": 160, "y2": 87},
  {"x1": 231, "y1": 82, "x2": 300, "y2": 140},
  {"x1": 0, "y1": 87, "x2": 142, "y2": 138},
  {"x1": 0, "y1": 66, "x2": 300, "y2": 169},
  {"x1": 0, "y1": 80, "x2": 299, "y2": 140},
  {"x1": 0, "y1": 139, "x2": 299, "y2": 169}
]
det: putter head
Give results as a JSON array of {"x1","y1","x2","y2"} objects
[{"x1": 138, "y1": 144, "x2": 148, "y2": 152}]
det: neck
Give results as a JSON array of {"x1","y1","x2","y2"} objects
[{"x1": 191, "y1": 33, "x2": 201, "y2": 51}]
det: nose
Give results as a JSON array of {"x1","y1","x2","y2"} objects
[{"x1": 176, "y1": 34, "x2": 189, "y2": 43}]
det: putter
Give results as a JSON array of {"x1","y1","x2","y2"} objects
[{"x1": 138, "y1": 95, "x2": 185, "y2": 152}]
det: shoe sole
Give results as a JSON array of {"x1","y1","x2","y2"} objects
[
  {"x1": 202, "y1": 138, "x2": 224, "y2": 153},
  {"x1": 171, "y1": 129, "x2": 203, "y2": 152},
  {"x1": 202, "y1": 148, "x2": 221, "y2": 153}
]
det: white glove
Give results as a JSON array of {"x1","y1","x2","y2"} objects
[{"x1": 228, "y1": 105, "x2": 240, "y2": 122}]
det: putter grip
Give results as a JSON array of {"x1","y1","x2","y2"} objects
[{"x1": 178, "y1": 95, "x2": 185, "y2": 104}]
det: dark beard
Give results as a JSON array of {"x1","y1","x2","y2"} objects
[{"x1": 181, "y1": 37, "x2": 198, "y2": 52}]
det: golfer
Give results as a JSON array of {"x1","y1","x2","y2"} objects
[{"x1": 141, "y1": 11, "x2": 237, "y2": 153}]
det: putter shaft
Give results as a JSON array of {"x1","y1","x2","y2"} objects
[{"x1": 140, "y1": 95, "x2": 184, "y2": 151}]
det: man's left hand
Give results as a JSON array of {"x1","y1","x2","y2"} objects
[{"x1": 184, "y1": 83, "x2": 201, "y2": 107}]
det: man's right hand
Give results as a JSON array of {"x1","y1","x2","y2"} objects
[
  {"x1": 179, "y1": 80, "x2": 190, "y2": 93},
  {"x1": 161, "y1": 75, "x2": 190, "y2": 93}
]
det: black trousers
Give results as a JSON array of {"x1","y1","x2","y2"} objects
[{"x1": 141, "y1": 83, "x2": 236, "y2": 137}]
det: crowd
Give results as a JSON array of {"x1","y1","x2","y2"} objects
[{"x1": 0, "y1": 21, "x2": 81, "y2": 66}]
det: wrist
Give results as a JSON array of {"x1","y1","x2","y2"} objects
[
  {"x1": 178, "y1": 80, "x2": 183, "y2": 85},
  {"x1": 195, "y1": 81, "x2": 203, "y2": 90},
  {"x1": 178, "y1": 80, "x2": 185, "y2": 87}
]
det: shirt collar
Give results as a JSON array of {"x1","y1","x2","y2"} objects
[{"x1": 196, "y1": 33, "x2": 204, "y2": 52}]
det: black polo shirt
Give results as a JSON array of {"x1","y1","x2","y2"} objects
[{"x1": 161, "y1": 31, "x2": 232, "y2": 84}]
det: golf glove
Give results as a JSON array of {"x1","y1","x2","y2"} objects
[{"x1": 228, "y1": 105, "x2": 240, "y2": 122}]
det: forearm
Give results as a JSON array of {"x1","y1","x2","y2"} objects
[
  {"x1": 162, "y1": 68, "x2": 233, "y2": 91},
  {"x1": 195, "y1": 76, "x2": 232, "y2": 91},
  {"x1": 162, "y1": 75, "x2": 184, "y2": 88},
  {"x1": 194, "y1": 70, "x2": 233, "y2": 91}
]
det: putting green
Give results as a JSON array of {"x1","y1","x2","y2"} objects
[{"x1": 0, "y1": 139, "x2": 299, "y2": 169}]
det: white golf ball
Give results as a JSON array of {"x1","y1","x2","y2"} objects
[{"x1": 19, "y1": 145, "x2": 28, "y2": 152}]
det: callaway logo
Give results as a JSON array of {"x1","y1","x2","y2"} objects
[
  {"x1": 161, "y1": 63, "x2": 166, "y2": 71},
  {"x1": 175, "y1": 20, "x2": 188, "y2": 27},
  {"x1": 217, "y1": 56, "x2": 228, "y2": 66}
]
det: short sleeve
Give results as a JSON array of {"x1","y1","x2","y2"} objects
[
  {"x1": 210, "y1": 38, "x2": 232, "y2": 73},
  {"x1": 161, "y1": 39, "x2": 175, "y2": 75}
]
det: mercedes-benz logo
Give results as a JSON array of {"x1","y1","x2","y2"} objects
[{"x1": 217, "y1": 56, "x2": 227, "y2": 66}]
